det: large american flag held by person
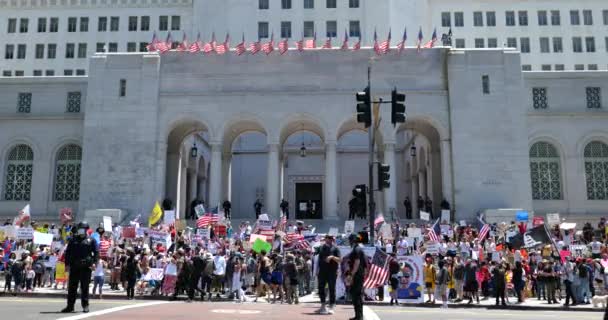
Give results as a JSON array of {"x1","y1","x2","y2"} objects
[
  {"x1": 374, "y1": 214, "x2": 385, "y2": 228},
  {"x1": 477, "y1": 216, "x2": 491, "y2": 241},
  {"x1": 285, "y1": 233, "x2": 311, "y2": 251},
  {"x1": 363, "y1": 248, "x2": 392, "y2": 289},
  {"x1": 427, "y1": 218, "x2": 441, "y2": 242},
  {"x1": 197, "y1": 212, "x2": 219, "y2": 228}
]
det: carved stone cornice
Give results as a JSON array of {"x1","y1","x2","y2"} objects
[{"x1": 0, "y1": 0, "x2": 192, "y2": 9}]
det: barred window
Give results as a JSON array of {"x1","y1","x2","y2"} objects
[
  {"x1": 586, "y1": 87, "x2": 601, "y2": 109},
  {"x1": 530, "y1": 142, "x2": 562, "y2": 200},
  {"x1": 584, "y1": 141, "x2": 608, "y2": 200},
  {"x1": 532, "y1": 88, "x2": 548, "y2": 109},
  {"x1": 3, "y1": 144, "x2": 34, "y2": 201},
  {"x1": 17, "y1": 93, "x2": 32, "y2": 113},
  {"x1": 53, "y1": 144, "x2": 82, "y2": 201},
  {"x1": 66, "y1": 92, "x2": 81, "y2": 113}
]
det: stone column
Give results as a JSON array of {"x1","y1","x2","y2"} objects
[
  {"x1": 266, "y1": 144, "x2": 280, "y2": 218},
  {"x1": 189, "y1": 170, "x2": 198, "y2": 205},
  {"x1": 178, "y1": 165, "x2": 187, "y2": 219},
  {"x1": 165, "y1": 153, "x2": 180, "y2": 206},
  {"x1": 208, "y1": 144, "x2": 223, "y2": 208},
  {"x1": 221, "y1": 153, "x2": 231, "y2": 203},
  {"x1": 383, "y1": 143, "x2": 397, "y2": 220},
  {"x1": 440, "y1": 139, "x2": 453, "y2": 211},
  {"x1": 324, "y1": 141, "x2": 338, "y2": 220}
]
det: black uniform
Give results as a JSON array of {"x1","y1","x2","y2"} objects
[
  {"x1": 64, "y1": 234, "x2": 98, "y2": 311},
  {"x1": 403, "y1": 198, "x2": 412, "y2": 219},
  {"x1": 222, "y1": 201, "x2": 232, "y2": 220},
  {"x1": 280, "y1": 199, "x2": 289, "y2": 219},
  {"x1": 254, "y1": 200, "x2": 263, "y2": 219},
  {"x1": 349, "y1": 244, "x2": 367, "y2": 320}
]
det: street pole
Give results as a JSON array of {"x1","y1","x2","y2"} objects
[{"x1": 367, "y1": 64, "x2": 376, "y2": 246}]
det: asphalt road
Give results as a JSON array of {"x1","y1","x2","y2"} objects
[
  {"x1": 369, "y1": 306, "x2": 605, "y2": 320},
  {"x1": 0, "y1": 297, "x2": 141, "y2": 320}
]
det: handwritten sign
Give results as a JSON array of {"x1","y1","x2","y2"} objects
[
  {"x1": 420, "y1": 211, "x2": 430, "y2": 221},
  {"x1": 380, "y1": 224, "x2": 393, "y2": 240},
  {"x1": 164, "y1": 210, "x2": 175, "y2": 225},
  {"x1": 441, "y1": 210, "x2": 450, "y2": 223},
  {"x1": 197, "y1": 228, "x2": 210, "y2": 239},
  {"x1": 103, "y1": 216, "x2": 113, "y2": 232},
  {"x1": 546, "y1": 213, "x2": 560, "y2": 226},
  {"x1": 16, "y1": 227, "x2": 34, "y2": 240},
  {"x1": 194, "y1": 205, "x2": 205, "y2": 217},
  {"x1": 142, "y1": 268, "x2": 164, "y2": 281},
  {"x1": 344, "y1": 220, "x2": 355, "y2": 234},
  {"x1": 426, "y1": 242, "x2": 440, "y2": 254},
  {"x1": 33, "y1": 231, "x2": 54, "y2": 245},
  {"x1": 328, "y1": 227, "x2": 339, "y2": 237},
  {"x1": 122, "y1": 226, "x2": 136, "y2": 239}
]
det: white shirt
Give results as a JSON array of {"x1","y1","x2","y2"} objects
[
  {"x1": 591, "y1": 241, "x2": 602, "y2": 254},
  {"x1": 459, "y1": 242, "x2": 470, "y2": 253},
  {"x1": 386, "y1": 243, "x2": 393, "y2": 254},
  {"x1": 94, "y1": 261, "x2": 105, "y2": 277},
  {"x1": 397, "y1": 239, "x2": 409, "y2": 255},
  {"x1": 213, "y1": 255, "x2": 226, "y2": 275}
]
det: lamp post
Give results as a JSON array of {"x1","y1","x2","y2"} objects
[
  {"x1": 191, "y1": 143, "x2": 198, "y2": 158},
  {"x1": 410, "y1": 144, "x2": 417, "y2": 157}
]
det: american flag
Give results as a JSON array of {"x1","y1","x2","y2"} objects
[
  {"x1": 373, "y1": 30, "x2": 380, "y2": 54},
  {"x1": 416, "y1": 28, "x2": 423, "y2": 52},
  {"x1": 197, "y1": 212, "x2": 219, "y2": 228},
  {"x1": 396, "y1": 27, "x2": 407, "y2": 53},
  {"x1": 322, "y1": 37, "x2": 332, "y2": 49},
  {"x1": 258, "y1": 228, "x2": 275, "y2": 241},
  {"x1": 262, "y1": 33, "x2": 274, "y2": 55},
  {"x1": 235, "y1": 34, "x2": 246, "y2": 55},
  {"x1": 279, "y1": 213, "x2": 287, "y2": 231},
  {"x1": 305, "y1": 32, "x2": 316, "y2": 49},
  {"x1": 158, "y1": 32, "x2": 172, "y2": 53},
  {"x1": 249, "y1": 38, "x2": 261, "y2": 54},
  {"x1": 285, "y1": 233, "x2": 311, "y2": 252},
  {"x1": 374, "y1": 214, "x2": 385, "y2": 228},
  {"x1": 215, "y1": 33, "x2": 230, "y2": 55},
  {"x1": 176, "y1": 32, "x2": 188, "y2": 51},
  {"x1": 363, "y1": 248, "x2": 393, "y2": 289},
  {"x1": 203, "y1": 32, "x2": 216, "y2": 53},
  {"x1": 423, "y1": 28, "x2": 437, "y2": 48},
  {"x1": 295, "y1": 38, "x2": 304, "y2": 51},
  {"x1": 427, "y1": 218, "x2": 441, "y2": 242},
  {"x1": 278, "y1": 38, "x2": 289, "y2": 55},
  {"x1": 379, "y1": 29, "x2": 391, "y2": 54},
  {"x1": 477, "y1": 216, "x2": 490, "y2": 241},
  {"x1": 146, "y1": 32, "x2": 159, "y2": 52},
  {"x1": 352, "y1": 37, "x2": 361, "y2": 50},
  {"x1": 189, "y1": 33, "x2": 202, "y2": 53},
  {"x1": 340, "y1": 30, "x2": 349, "y2": 50}
]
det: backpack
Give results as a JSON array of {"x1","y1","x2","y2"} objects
[
  {"x1": 578, "y1": 264, "x2": 588, "y2": 278},
  {"x1": 33, "y1": 260, "x2": 45, "y2": 274}
]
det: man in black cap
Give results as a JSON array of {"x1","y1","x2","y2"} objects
[
  {"x1": 62, "y1": 221, "x2": 98, "y2": 313},
  {"x1": 346, "y1": 233, "x2": 367, "y2": 320},
  {"x1": 316, "y1": 234, "x2": 341, "y2": 315}
]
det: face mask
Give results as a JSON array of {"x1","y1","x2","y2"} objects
[{"x1": 77, "y1": 228, "x2": 86, "y2": 236}]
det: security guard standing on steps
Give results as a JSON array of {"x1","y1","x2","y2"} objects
[{"x1": 61, "y1": 221, "x2": 98, "y2": 313}]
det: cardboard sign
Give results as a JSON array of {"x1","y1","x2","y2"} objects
[
  {"x1": 258, "y1": 219, "x2": 273, "y2": 230},
  {"x1": 33, "y1": 231, "x2": 54, "y2": 245},
  {"x1": 425, "y1": 242, "x2": 440, "y2": 255},
  {"x1": 407, "y1": 228, "x2": 422, "y2": 239},
  {"x1": 16, "y1": 227, "x2": 34, "y2": 240},
  {"x1": 532, "y1": 216, "x2": 544, "y2": 227},
  {"x1": 148, "y1": 230, "x2": 171, "y2": 247},
  {"x1": 103, "y1": 216, "x2": 113, "y2": 232},
  {"x1": 546, "y1": 213, "x2": 560, "y2": 226},
  {"x1": 459, "y1": 220, "x2": 467, "y2": 227},
  {"x1": 197, "y1": 228, "x2": 210, "y2": 239},
  {"x1": 142, "y1": 268, "x2": 165, "y2": 281},
  {"x1": 344, "y1": 220, "x2": 355, "y2": 234},
  {"x1": 420, "y1": 211, "x2": 430, "y2": 221},
  {"x1": 440, "y1": 224, "x2": 451, "y2": 235},
  {"x1": 163, "y1": 210, "x2": 175, "y2": 225},
  {"x1": 328, "y1": 227, "x2": 339, "y2": 237},
  {"x1": 194, "y1": 205, "x2": 205, "y2": 217},
  {"x1": 441, "y1": 210, "x2": 450, "y2": 223},
  {"x1": 122, "y1": 226, "x2": 136, "y2": 239}
]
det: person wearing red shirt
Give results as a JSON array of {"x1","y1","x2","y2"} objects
[{"x1": 479, "y1": 261, "x2": 491, "y2": 299}]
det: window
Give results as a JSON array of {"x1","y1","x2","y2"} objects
[
  {"x1": 15, "y1": 71, "x2": 24, "y2": 77},
  {"x1": 33, "y1": 70, "x2": 42, "y2": 76},
  {"x1": 552, "y1": 37, "x2": 563, "y2": 52},
  {"x1": 572, "y1": 37, "x2": 583, "y2": 52},
  {"x1": 159, "y1": 16, "x2": 168, "y2": 31},
  {"x1": 583, "y1": 10, "x2": 593, "y2": 25},
  {"x1": 326, "y1": 20, "x2": 337, "y2": 37},
  {"x1": 455, "y1": 38, "x2": 465, "y2": 48},
  {"x1": 506, "y1": 37, "x2": 517, "y2": 48},
  {"x1": 575, "y1": 64, "x2": 585, "y2": 70},
  {"x1": 139, "y1": 42, "x2": 148, "y2": 52},
  {"x1": 474, "y1": 38, "x2": 484, "y2": 48},
  {"x1": 68, "y1": 17, "x2": 77, "y2": 32},
  {"x1": 541, "y1": 64, "x2": 552, "y2": 71},
  {"x1": 258, "y1": 22, "x2": 269, "y2": 39},
  {"x1": 280, "y1": 21, "x2": 292, "y2": 38},
  {"x1": 35, "y1": 44, "x2": 44, "y2": 59},
  {"x1": 281, "y1": 0, "x2": 291, "y2": 9},
  {"x1": 326, "y1": 0, "x2": 336, "y2": 8},
  {"x1": 455, "y1": 12, "x2": 464, "y2": 27},
  {"x1": 584, "y1": 141, "x2": 608, "y2": 200},
  {"x1": 127, "y1": 42, "x2": 137, "y2": 52},
  {"x1": 2, "y1": 71, "x2": 11, "y2": 77},
  {"x1": 518, "y1": 11, "x2": 528, "y2": 26},
  {"x1": 64, "y1": 69, "x2": 73, "y2": 76},
  {"x1": 53, "y1": 144, "x2": 82, "y2": 201},
  {"x1": 17, "y1": 93, "x2": 32, "y2": 113},
  {"x1": 5, "y1": 45, "x2": 14, "y2": 59},
  {"x1": 110, "y1": 17, "x2": 119, "y2": 31},
  {"x1": 171, "y1": 16, "x2": 180, "y2": 31},
  {"x1": 19, "y1": 18, "x2": 28, "y2": 33},
  {"x1": 586, "y1": 87, "x2": 602, "y2": 108},
  {"x1": 588, "y1": 64, "x2": 598, "y2": 70},
  {"x1": 47, "y1": 44, "x2": 56, "y2": 59},
  {"x1": 259, "y1": 0, "x2": 269, "y2": 9},
  {"x1": 604, "y1": 10, "x2": 608, "y2": 25},
  {"x1": 141, "y1": 16, "x2": 150, "y2": 31},
  {"x1": 65, "y1": 43, "x2": 75, "y2": 58},
  {"x1": 108, "y1": 42, "x2": 118, "y2": 52},
  {"x1": 37, "y1": 18, "x2": 47, "y2": 32},
  {"x1": 473, "y1": 11, "x2": 483, "y2": 26},
  {"x1": 128, "y1": 16, "x2": 137, "y2": 31},
  {"x1": 75, "y1": 69, "x2": 85, "y2": 76},
  {"x1": 119, "y1": 79, "x2": 127, "y2": 97},
  {"x1": 45, "y1": 70, "x2": 54, "y2": 76},
  {"x1": 538, "y1": 10, "x2": 548, "y2": 25},
  {"x1": 304, "y1": 0, "x2": 314, "y2": 9},
  {"x1": 80, "y1": 17, "x2": 88, "y2": 32},
  {"x1": 3, "y1": 144, "x2": 34, "y2": 201},
  {"x1": 349, "y1": 20, "x2": 360, "y2": 37},
  {"x1": 7, "y1": 18, "x2": 16, "y2": 33},
  {"x1": 486, "y1": 12, "x2": 496, "y2": 26},
  {"x1": 17, "y1": 44, "x2": 26, "y2": 59},
  {"x1": 441, "y1": 12, "x2": 451, "y2": 27},
  {"x1": 482, "y1": 75, "x2": 490, "y2": 94},
  {"x1": 304, "y1": 21, "x2": 314, "y2": 37},
  {"x1": 585, "y1": 37, "x2": 595, "y2": 52},
  {"x1": 487, "y1": 38, "x2": 497, "y2": 48},
  {"x1": 98, "y1": 17, "x2": 107, "y2": 31},
  {"x1": 50, "y1": 17, "x2": 58, "y2": 32},
  {"x1": 96, "y1": 42, "x2": 105, "y2": 53},
  {"x1": 551, "y1": 10, "x2": 561, "y2": 25},
  {"x1": 77, "y1": 43, "x2": 87, "y2": 58},
  {"x1": 532, "y1": 88, "x2": 548, "y2": 109},
  {"x1": 530, "y1": 142, "x2": 562, "y2": 200},
  {"x1": 570, "y1": 10, "x2": 580, "y2": 25},
  {"x1": 555, "y1": 64, "x2": 565, "y2": 71},
  {"x1": 520, "y1": 37, "x2": 530, "y2": 53},
  {"x1": 506, "y1": 11, "x2": 515, "y2": 26},
  {"x1": 540, "y1": 37, "x2": 550, "y2": 53}
]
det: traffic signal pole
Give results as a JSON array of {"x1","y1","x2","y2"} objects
[{"x1": 367, "y1": 65, "x2": 376, "y2": 245}]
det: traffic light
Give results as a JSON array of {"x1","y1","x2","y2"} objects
[
  {"x1": 377, "y1": 163, "x2": 390, "y2": 190},
  {"x1": 356, "y1": 86, "x2": 371, "y2": 128},
  {"x1": 391, "y1": 87, "x2": 406, "y2": 126}
]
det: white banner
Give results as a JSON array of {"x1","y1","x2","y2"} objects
[
  {"x1": 33, "y1": 231, "x2": 53, "y2": 245},
  {"x1": 344, "y1": 220, "x2": 355, "y2": 234},
  {"x1": 103, "y1": 216, "x2": 112, "y2": 232},
  {"x1": 16, "y1": 227, "x2": 34, "y2": 240},
  {"x1": 197, "y1": 228, "x2": 210, "y2": 239},
  {"x1": 546, "y1": 213, "x2": 560, "y2": 226},
  {"x1": 420, "y1": 211, "x2": 430, "y2": 221},
  {"x1": 164, "y1": 210, "x2": 175, "y2": 225},
  {"x1": 328, "y1": 227, "x2": 339, "y2": 237},
  {"x1": 142, "y1": 268, "x2": 164, "y2": 281},
  {"x1": 441, "y1": 210, "x2": 450, "y2": 223}
]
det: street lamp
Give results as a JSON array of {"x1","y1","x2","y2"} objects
[
  {"x1": 300, "y1": 143, "x2": 307, "y2": 157},
  {"x1": 410, "y1": 144, "x2": 417, "y2": 157},
  {"x1": 191, "y1": 143, "x2": 198, "y2": 158}
]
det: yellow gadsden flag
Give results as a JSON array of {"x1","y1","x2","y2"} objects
[{"x1": 148, "y1": 201, "x2": 163, "y2": 227}]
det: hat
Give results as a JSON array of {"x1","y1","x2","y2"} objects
[{"x1": 325, "y1": 234, "x2": 335, "y2": 239}]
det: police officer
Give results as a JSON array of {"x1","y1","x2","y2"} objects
[
  {"x1": 61, "y1": 221, "x2": 98, "y2": 313},
  {"x1": 345, "y1": 233, "x2": 366, "y2": 320}
]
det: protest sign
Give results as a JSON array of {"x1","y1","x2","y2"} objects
[
  {"x1": 142, "y1": 268, "x2": 165, "y2": 281},
  {"x1": 420, "y1": 211, "x2": 430, "y2": 221},
  {"x1": 459, "y1": 220, "x2": 467, "y2": 227},
  {"x1": 16, "y1": 227, "x2": 34, "y2": 240},
  {"x1": 194, "y1": 205, "x2": 205, "y2": 217},
  {"x1": 55, "y1": 262, "x2": 67, "y2": 282},
  {"x1": 441, "y1": 210, "x2": 450, "y2": 223},
  {"x1": 516, "y1": 210, "x2": 529, "y2": 222},
  {"x1": 164, "y1": 210, "x2": 175, "y2": 225},
  {"x1": 258, "y1": 219, "x2": 273, "y2": 230},
  {"x1": 440, "y1": 224, "x2": 450, "y2": 235},
  {"x1": 425, "y1": 242, "x2": 440, "y2": 255},
  {"x1": 148, "y1": 230, "x2": 171, "y2": 247},
  {"x1": 344, "y1": 220, "x2": 355, "y2": 234},
  {"x1": 258, "y1": 213, "x2": 270, "y2": 221},
  {"x1": 3, "y1": 225, "x2": 16, "y2": 238},
  {"x1": 532, "y1": 216, "x2": 544, "y2": 227},
  {"x1": 122, "y1": 226, "x2": 136, "y2": 239},
  {"x1": 103, "y1": 216, "x2": 112, "y2": 232},
  {"x1": 249, "y1": 234, "x2": 267, "y2": 243},
  {"x1": 396, "y1": 255, "x2": 424, "y2": 304},
  {"x1": 197, "y1": 228, "x2": 210, "y2": 239},
  {"x1": 328, "y1": 227, "x2": 339, "y2": 237},
  {"x1": 33, "y1": 231, "x2": 53, "y2": 245},
  {"x1": 380, "y1": 224, "x2": 393, "y2": 240},
  {"x1": 569, "y1": 245, "x2": 588, "y2": 257},
  {"x1": 252, "y1": 238, "x2": 272, "y2": 253},
  {"x1": 546, "y1": 213, "x2": 560, "y2": 226},
  {"x1": 407, "y1": 228, "x2": 422, "y2": 240}
]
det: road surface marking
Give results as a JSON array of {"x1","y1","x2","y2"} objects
[
  {"x1": 363, "y1": 306, "x2": 380, "y2": 320},
  {"x1": 57, "y1": 301, "x2": 170, "y2": 320},
  {"x1": 211, "y1": 309, "x2": 262, "y2": 314},
  {"x1": 0, "y1": 298, "x2": 134, "y2": 305}
]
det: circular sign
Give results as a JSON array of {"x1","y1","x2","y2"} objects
[{"x1": 211, "y1": 309, "x2": 261, "y2": 315}]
